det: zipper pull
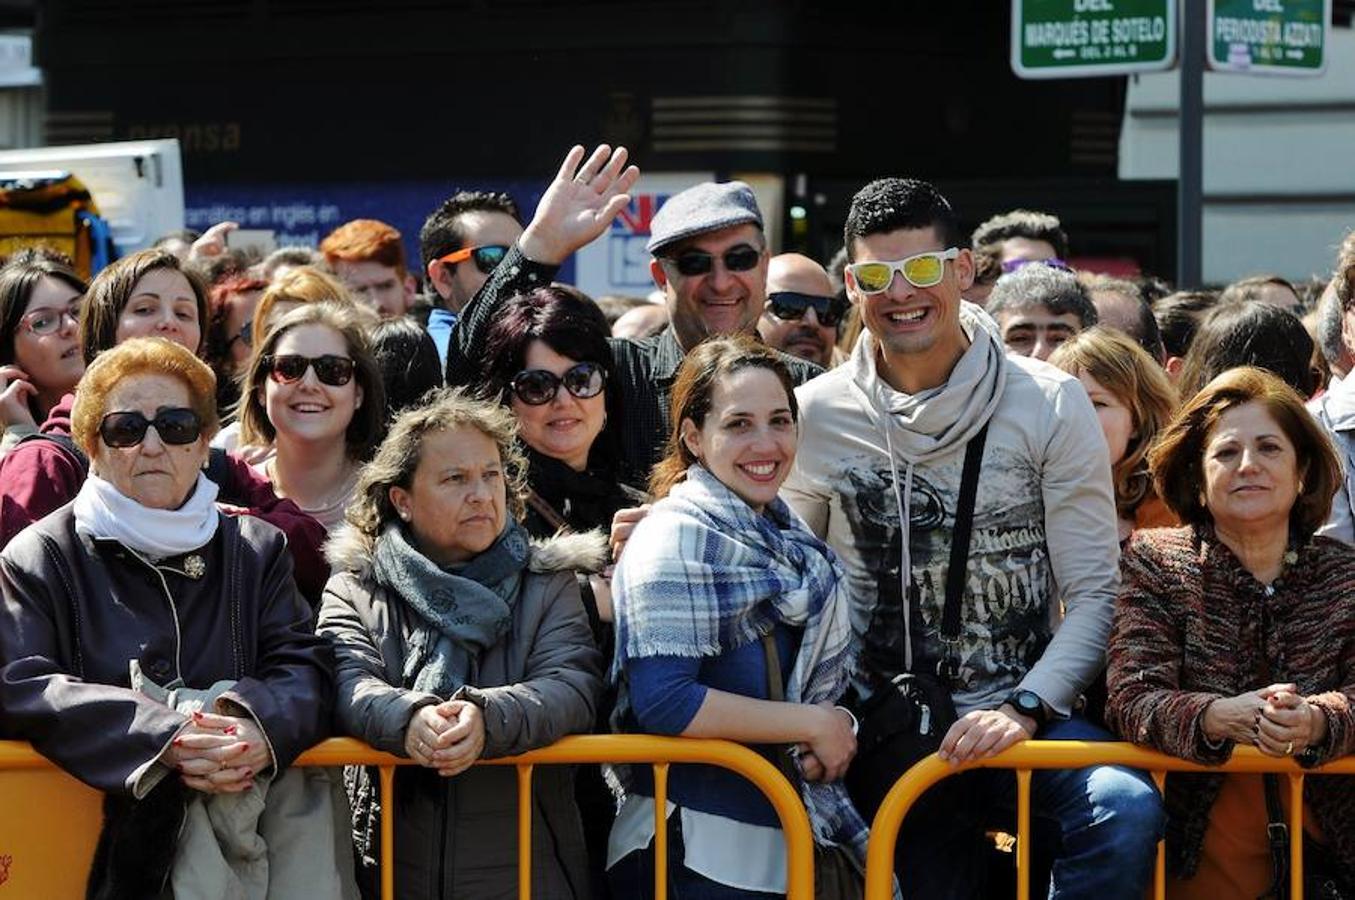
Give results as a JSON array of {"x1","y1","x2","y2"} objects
[{"x1": 919, "y1": 703, "x2": 932, "y2": 735}]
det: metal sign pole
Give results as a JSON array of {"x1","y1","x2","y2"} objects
[{"x1": 1178, "y1": 0, "x2": 1205, "y2": 287}]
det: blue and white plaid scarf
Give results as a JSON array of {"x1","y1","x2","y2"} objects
[{"x1": 613, "y1": 464, "x2": 873, "y2": 868}]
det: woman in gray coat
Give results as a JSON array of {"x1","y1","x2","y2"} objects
[{"x1": 318, "y1": 387, "x2": 605, "y2": 900}]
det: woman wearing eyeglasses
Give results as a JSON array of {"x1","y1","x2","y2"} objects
[
  {"x1": 0, "y1": 249, "x2": 87, "y2": 453},
  {"x1": 239, "y1": 301, "x2": 386, "y2": 533},
  {"x1": 475, "y1": 284, "x2": 644, "y2": 898},
  {"x1": 0, "y1": 251, "x2": 330, "y2": 607},
  {"x1": 0, "y1": 337, "x2": 352, "y2": 899}
]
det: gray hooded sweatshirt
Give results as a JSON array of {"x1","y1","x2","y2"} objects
[{"x1": 782, "y1": 303, "x2": 1120, "y2": 716}]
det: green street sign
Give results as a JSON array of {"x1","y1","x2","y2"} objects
[
  {"x1": 1012, "y1": 0, "x2": 1177, "y2": 79},
  {"x1": 1207, "y1": 0, "x2": 1329, "y2": 75}
]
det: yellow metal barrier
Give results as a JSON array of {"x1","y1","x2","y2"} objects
[
  {"x1": 0, "y1": 734, "x2": 814, "y2": 900},
  {"x1": 863, "y1": 740, "x2": 1355, "y2": 900}
]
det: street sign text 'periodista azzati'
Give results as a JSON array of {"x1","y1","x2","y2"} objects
[{"x1": 1207, "y1": 0, "x2": 1329, "y2": 75}]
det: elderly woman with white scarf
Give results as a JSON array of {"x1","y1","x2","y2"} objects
[
  {"x1": 608, "y1": 336, "x2": 868, "y2": 900},
  {"x1": 0, "y1": 337, "x2": 349, "y2": 899}
]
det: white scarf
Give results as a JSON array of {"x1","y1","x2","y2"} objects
[{"x1": 74, "y1": 471, "x2": 220, "y2": 558}]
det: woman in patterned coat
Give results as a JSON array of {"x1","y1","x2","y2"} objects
[{"x1": 1107, "y1": 366, "x2": 1355, "y2": 899}]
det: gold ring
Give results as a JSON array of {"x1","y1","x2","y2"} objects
[{"x1": 1286, "y1": 740, "x2": 1295, "y2": 755}]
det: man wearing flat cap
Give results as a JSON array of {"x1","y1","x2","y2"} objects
[{"x1": 446, "y1": 144, "x2": 822, "y2": 491}]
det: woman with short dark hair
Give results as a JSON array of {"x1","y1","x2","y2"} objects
[
  {"x1": 1107, "y1": 366, "x2": 1355, "y2": 899},
  {"x1": 475, "y1": 284, "x2": 641, "y2": 896},
  {"x1": 476, "y1": 284, "x2": 640, "y2": 538}
]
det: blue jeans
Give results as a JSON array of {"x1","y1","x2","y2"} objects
[
  {"x1": 608, "y1": 813, "x2": 783, "y2": 900},
  {"x1": 895, "y1": 715, "x2": 1165, "y2": 900}
]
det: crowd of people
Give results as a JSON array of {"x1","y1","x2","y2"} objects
[{"x1": 0, "y1": 140, "x2": 1352, "y2": 900}]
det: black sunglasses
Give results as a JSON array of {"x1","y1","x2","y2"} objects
[
  {"x1": 99, "y1": 408, "x2": 203, "y2": 448},
  {"x1": 664, "y1": 244, "x2": 762, "y2": 278},
  {"x1": 264, "y1": 354, "x2": 356, "y2": 387},
  {"x1": 766, "y1": 291, "x2": 849, "y2": 327},
  {"x1": 510, "y1": 361, "x2": 606, "y2": 406},
  {"x1": 438, "y1": 244, "x2": 510, "y2": 276}
]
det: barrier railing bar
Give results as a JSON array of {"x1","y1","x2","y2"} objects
[
  {"x1": 865, "y1": 741, "x2": 1355, "y2": 900},
  {"x1": 0, "y1": 734, "x2": 814, "y2": 900},
  {"x1": 517, "y1": 764, "x2": 534, "y2": 900},
  {"x1": 654, "y1": 762, "x2": 670, "y2": 900},
  {"x1": 1015, "y1": 769, "x2": 1031, "y2": 900},
  {"x1": 379, "y1": 765, "x2": 396, "y2": 900},
  {"x1": 1151, "y1": 771, "x2": 1167, "y2": 899}
]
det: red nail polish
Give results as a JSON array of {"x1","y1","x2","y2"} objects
[
  {"x1": 172, "y1": 738, "x2": 183, "y2": 747},
  {"x1": 244, "y1": 769, "x2": 253, "y2": 778},
  {"x1": 224, "y1": 725, "x2": 238, "y2": 736},
  {"x1": 241, "y1": 742, "x2": 250, "y2": 751}
]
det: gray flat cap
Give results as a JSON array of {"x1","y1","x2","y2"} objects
[{"x1": 646, "y1": 181, "x2": 763, "y2": 255}]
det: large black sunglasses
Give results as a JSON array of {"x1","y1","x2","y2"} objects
[
  {"x1": 663, "y1": 244, "x2": 762, "y2": 278},
  {"x1": 766, "y1": 291, "x2": 849, "y2": 328},
  {"x1": 438, "y1": 244, "x2": 510, "y2": 276},
  {"x1": 510, "y1": 361, "x2": 607, "y2": 406},
  {"x1": 99, "y1": 408, "x2": 203, "y2": 448},
  {"x1": 263, "y1": 354, "x2": 356, "y2": 387}
]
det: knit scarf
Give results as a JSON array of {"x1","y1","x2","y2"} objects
[
  {"x1": 372, "y1": 520, "x2": 530, "y2": 697},
  {"x1": 74, "y1": 471, "x2": 220, "y2": 558},
  {"x1": 612, "y1": 465, "x2": 871, "y2": 865}
]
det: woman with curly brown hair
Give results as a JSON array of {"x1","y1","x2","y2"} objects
[{"x1": 318, "y1": 388, "x2": 604, "y2": 899}]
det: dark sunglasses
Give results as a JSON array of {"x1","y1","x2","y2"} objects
[
  {"x1": 510, "y1": 361, "x2": 606, "y2": 406},
  {"x1": 766, "y1": 291, "x2": 849, "y2": 327},
  {"x1": 99, "y1": 407, "x2": 203, "y2": 448},
  {"x1": 663, "y1": 244, "x2": 762, "y2": 278},
  {"x1": 438, "y1": 244, "x2": 510, "y2": 276},
  {"x1": 263, "y1": 354, "x2": 356, "y2": 387}
]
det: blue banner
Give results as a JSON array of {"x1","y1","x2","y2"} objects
[{"x1": 183, "y1": 178, "x2": 576, "y2": 283}]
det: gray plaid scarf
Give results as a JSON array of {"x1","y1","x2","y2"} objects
[{"x1": 372, "y1": 520, "x2": 529, "y2": 696}]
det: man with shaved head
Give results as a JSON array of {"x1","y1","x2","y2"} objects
[{"x1": 757, "y1": 253, "x2": 847, "y2": 368}]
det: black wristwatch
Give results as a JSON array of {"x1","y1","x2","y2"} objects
[{"x1": 1004, "y1": 690, "x2": 1048, "y2": 730}]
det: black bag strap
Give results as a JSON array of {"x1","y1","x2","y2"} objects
[
  {"x1": 1261, "y1": 774, "x2": 1290, "y2": 900},
  {"x1": 934, "y1": 422, "x2": 989, "y2": 683}
]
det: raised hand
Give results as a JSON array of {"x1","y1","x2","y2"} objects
[
  {"x1": 189, "y1": 221, "x2": 239, "y2": 261},
  {"x1": 0, "y1": 365, "x2": 37, "y2": 429},
  {"x1": 519, "y1": 145, "x2": 640, "y2": 265}
]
